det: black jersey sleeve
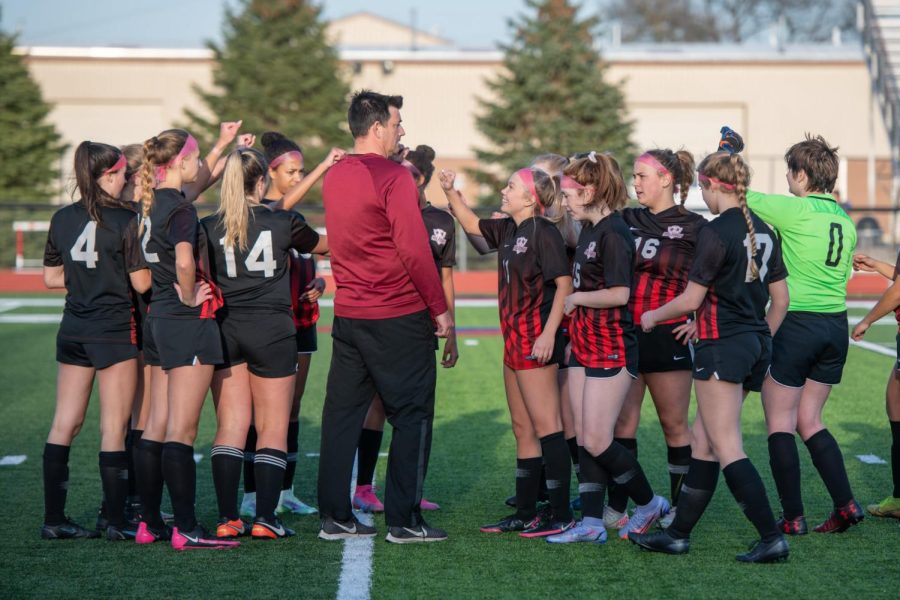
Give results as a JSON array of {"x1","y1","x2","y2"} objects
[
  {"x1": 478, "y1": 218, "x2": 515, "y2": 250},
  {"x1": 123, "y1": 216, "x2": 148, "y2": 273},
  {"x1": 600, "y1": 229, "x2": 634, "y2": 288},
  {"x1": 766, "y1": 232, "x2": 789, "y2": 283},
  {"x1": 438, "y1": 223, "x2": 456, "y2": 268},
  {"x1": 688, "y1": 225, "x2": 727, "y2": 287},
  {"x1": 43, "y1": 220, "x2": 62, "y2": 267},
  {"x1": 537, "y1": 225, "x2": 570, "y2": 283},
  {"x1": 289, "y1": 212, "x2": 320, "y2": 254},
  {"x1": 168, "y1": 205, "x2": 197, "y2": 246}
]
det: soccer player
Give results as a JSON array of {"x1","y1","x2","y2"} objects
[
  {"x1": 545, "y1": 151, "x2": 669, "y2": 545},
  {"x1": 443, "y1": 165, "x2": 575, "y2": 538},
  {"x1": 202, "y1": 147, "x2": 328, "y2": 540},
  {"x1": 606, "y1": 149, "x2": 704, "y2": 530},
  {"x1": 743, "y1": 134, "x2": 863, "y2": 534},
  {"x1": 629, "y1": 150, "x2": 791, "y2": 563},
  {"x1": 133, "y1": 128, "x2": 237, "y2": 550},
  {"x1": 850, "y1": 252, "x2": 900, "y2": 519},
  {"x1": 41, "y1": 142, "x2": 151, "y2": 540}
]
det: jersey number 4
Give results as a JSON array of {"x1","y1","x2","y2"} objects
[
  {"x1": 70, "y1": 222, "x2": 99, "y2": 268},
  {"x1": 220, "y1": 231, "x2": 277, "y2": 278},
  {"x1": 743, "y1": 233, "x2": 774, "y2": 282}
]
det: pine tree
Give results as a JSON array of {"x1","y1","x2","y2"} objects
[
  {"x1": 472, "y1": 0, "x2": 635, "y2": 194},
  {"x1": 185, "y1": 0, "x2": 349, "y2": 177},
  {"x1": 0, "y1": 32, "x2": 66, "y2": 202}
]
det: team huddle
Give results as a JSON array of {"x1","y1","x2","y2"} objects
[{"x1": 38, "y1": 90, "x2": 900, "y2": 559}]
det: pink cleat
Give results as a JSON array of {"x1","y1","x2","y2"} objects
[
  {"x1": 135, "y1": 521, "x2": 169, "y2": 545},
  {"x1": 420, "y1": 498, "x2": 441, "y2": 511},
  {"x1": 170, "y1": 526, "x2": 240, "y2": 550},
  {"x1": 353, "y1": 484, "x2": 385, "y2": 513}
]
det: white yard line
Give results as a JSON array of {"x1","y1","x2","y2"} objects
[
  {"x1": 0, "y1": 314, "x2": 61, "y2": 324},
  {"x1": 336, "y1": 455, "x2": 375, "y2": 600},
  {"x1": 849, "y1": 339, "x2": 896, "y2": 358}
]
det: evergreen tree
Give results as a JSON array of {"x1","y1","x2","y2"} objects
[
  {"x1": 0, "y1": 32, "x2": 66, "y2": 202},
  {"x1": 473, "y1": 0, "x2": 635, "y2": 194},
  {"x1": 185, "y1": 0, "x2": 349, "y2": 176}
]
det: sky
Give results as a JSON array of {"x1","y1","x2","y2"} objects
[{"x1": 0, "y1": 0, "x2": 580, "y2": 49}]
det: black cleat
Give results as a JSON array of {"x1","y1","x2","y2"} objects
[
  {"x1": 814, "y1": 499, "x2": 865, "y2": 533},
  {"x1": 386, "y1": 521, "x2": 448, "y2": 544},
  {"x1": 628, "y1": 529, "x2": 690, "y2": 555},
  {"x1": 318, "y1": 515, "x2": 377, "y2": 541},
  {"x1": 777, "y1": 515, "x2": 808, "y2": 536},
  {"x1": 41, "y1": 518, "x2": 101, "y2": 540},
  {"x1": 479, "y1": 514, "x2": 536, "y2": 533},
  {"x1": 251, "y1": 516, "x2": 295, "y2": 540},
  {"x1": 736, "y1": 536, "x2": 789, "y2": 563},
  {"x1": 106, "y1": 523, "x2": 138, "y2": 541}
]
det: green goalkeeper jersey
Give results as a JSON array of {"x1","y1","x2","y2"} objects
[{"x1": 747, "y1": 191, "x2": 856, "y2": 312}]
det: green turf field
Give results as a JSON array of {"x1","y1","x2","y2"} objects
[{"x1": 1, "y1": 299, "x2": 898, "y2": 599}]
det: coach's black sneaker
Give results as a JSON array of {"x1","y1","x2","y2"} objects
[
  {"x1": 41, "y1": 518, "x2": 101, "y2": 540},
  {"x1": 479, "y1": 514, "x2": 535, "y2": 533},
  {"x1": 106, "y1": 523, "x2": 138, "y2": 541},
  {"x1": 814, "y1": 499, "x2": 865, "y2": 533},
  {"x1": 386, "y1": 521, "x2": 448, "y2": 544},
  {"x1": 252, "y1": 516, "x2": 295, "y2": 540},
  {"x1": 628, "y1": 529, "x2": 690, "y2": 555},
  {"x1": 736, "y1": 536, "x2": 789, "y2": 563},
  {"x1": 777, "y1": 515, "x2": 808, "y2": 536},
  {"x1": 318, "y1": 515, "x2": 377, "y2": 541}
]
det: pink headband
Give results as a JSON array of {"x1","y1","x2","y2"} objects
[
  {"x1": 269, "y1": 150, "x2": 303, "y2": 170},
  {"x1": 103, "y1": 153, "x2": 127, "y2": 175},
  {"x1": 698, "y1": 173, "x2": 736, "y2": 191},
  {"x1": 155, "y1": 134, "x2": 198, "y2": 182},
  {"x1": 636, "y1": 152, "x2": 670, "y2": 177},
  {"x1": 401, "y1": 159, "x2": 422, "y2": 181},
  {"x1": 515, "y1": 168, "x2": 544, "y2": 215},
  {"x1": 560, "y1": 175, "x2": 585, "y2": 190}
]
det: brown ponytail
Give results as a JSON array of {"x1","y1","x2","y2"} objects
[
  {"x1": 138, "y1": 129, "x2": 190, "y2": 233},
  {"x1": 564, "y1": 151, "x2": 627, "y2": 213},
  {"x1": 644, "y1": 148, "x2": 695, "y2": 205},
  {"x1": 73, "y1": 141, "x2": 122, "y2": 226}
]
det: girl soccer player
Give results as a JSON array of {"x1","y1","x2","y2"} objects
[
  {"x1": 629, "y1": 151, "x2": 791, "y2": 563},
  {"x1": 41, "y1": 142, "x2": 151, "y2": 540},
  {"x1": 850, "y1": 252, "x2": 900, "y2": 519},
  {"x1": 605, "y1": 149, "x2": 704, "y2": 530},
  {"x1": 202, "y1": 147, "x2": 328, "y2": 539},
  {"x1": 545, "y1": 151, "x2": 669, "y2": 545},
  {"x1": 442, "y1": 166, "x2": 576, "y2": 538}
]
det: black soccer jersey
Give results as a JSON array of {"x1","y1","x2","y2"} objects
[
  {"x1": 893, "y1": 250, "x2": 900, "y2": 332},
  {"x1": 622, "y1": 206, "x2": 706, "y2": 324},
  {"x1": 479, "y1": 216, "x2": 570, "y2": 369},
  {"x1": 689, "y1": 207, "x2": 788, "y2": 340},
  {"x1": 569, "y1": 213, "x2": 635, "y2": 369},
  {"x1": 141, "y1": 188, "x2": 219, "y2": 319},
  {"x1": 200, "y1": 204, "x2": 320, "y2": 313},
  {"x1": 43, "y1": 202, "x2": 146, "y2": 343},
  {"x1": 422, "y1": 204, "x2": 456, "y2": 273}
]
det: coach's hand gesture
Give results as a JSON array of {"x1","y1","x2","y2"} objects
[{"x1": 434, "y1": 311, "x2": 454, "y2": 338}]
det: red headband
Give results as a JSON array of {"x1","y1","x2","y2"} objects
[
  {"x1": 560, "y1": 175, "x2": 585, "y2": 190},
  {"x1": 103, "y1": 153, "x2": 127, "y2": 175},
  {"x1": 698, "y1": 172, "x2": 736, "y2": 191},
  {"x1": 516, "y1": 168, "x2": 544, "y2": 215},
  {"x1": 155, "y1": 134, "x2": 198, "y2": 182},
  {"x1": 269, "y1": 150, "x2": 303, "y2": 170},
  {"x1": 636, "y1": 152, "x2": 670, "y2": 177}
]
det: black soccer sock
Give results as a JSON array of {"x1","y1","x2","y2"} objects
[
  {"x1": 283, "y1": 420, "x2": 300, "y2": 491},
  {"x1": 723, "y1": 458, "x2": 781, "y2": 543},
  {"x1": 42, "y1": 443, "x2": 70, "y2": 525},
  {"x1": 515, "y1": 457, "x2": 542, "y2": 520},
  {"x1": 566, "y1": 436, "x2": 580, "y2": 481},
  {"x1": 356, "y1": 428, "x2": 383, "y2": 487},
  {"x1": 243, "y1": 425, "x2": 257, "y2": 493},
  {"x1": 255, "y1": 448, "x2": 288, "y2": 521},
  {"x1": 805, "y1": 429, "x2": 853, "y2": 508},
  {"x1": 540, "y1": 432, "x2": 573, "y2": 521},
  {"x1": 134, "y1": 438, "x2": 165, "y2": 527},
  {"x1": 667, "y1": 444, "x2": 691, "y2": 504},
  {"x1": 891, "y1": 421, "x2": 900, "y2": 498},
  {"x1": 99, "y1": 451, "x2": 128, "y2": 528},
  {"x1": 161, "y1": 442, "x2": 197, "y2": 532},
  {"x1": 577, "y1": 446, "x2": 608, "y2": 519},
  {"x1": 211, "y1": 445, "x2": 243, "y2": 520},
  {"x1": 595, "y1": 440, "x2": 654, "y2": 507},
  {"x1": 127, "y1": 429, "x2": 142, "y2": 500},
  {"x1": 768, "y1": 432, "x2": 804, "y2": 519},
  {"x1": 668, "y1": 458, "x2": 719, "y2": 540},
  {"x1": 606, "y1": 437, "x2": 636, "y2": 513}
]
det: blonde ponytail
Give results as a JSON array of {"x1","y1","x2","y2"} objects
[{"x1": 218, "y1": 152, "x2": 251, "y2": 252}]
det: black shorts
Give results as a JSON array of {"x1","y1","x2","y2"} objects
[
  {"x1": 637, "y1": 322, "x2": 693, "y2": 373},
  {"x1": 57, "y1": 336, "x2": 137, "y2": 369},
  {"x1": 896, "y1": 333, "x2": 900, "y2": 373},
  {"x1": 568, "y1": 353, "x2": 638, "y2": 380},
  {"x1": 147, "y1": 316, "x2": 223, "y2": 371},
  {"x1": 693, "y1": 332, "x2": 771, "y2": 392},
  {"x1": 142, "y1": 318, "x2": 160, "y2": 366},
  {"x1": 296, "y1": 325, "x2": 318, "y2": 354},
  {"x1": 558, "y1": 333, "x2": 570, "y2": 371},
  {"x1": 218, "y1": 312, "x2": 297, "y2": 378},
  {"x1": 769, "y1": 311, "x2": 848, "y2": 387}
]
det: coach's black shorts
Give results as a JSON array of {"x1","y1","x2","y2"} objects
[
  {"x1": 769, "y1": 311, "x2": 848, "y2": 387},
  {"x1": 693, "y1": 332, "x2": 771, "y2": 392},
  {"x1": 637, "y1": 322, "x2": 693, "y2": 373},
  {"x1": 218, "y1": 312, "x2": 297, "y2": 378},
  {"x1": 147, "y1": 315, "x2": 222, "y2": 371},
  {"x1": 57, "y1": 336, "x2": 137, "y2": 369},
  {"x1": 296, "y1": 325, "x2": 318, "y2": 354}
]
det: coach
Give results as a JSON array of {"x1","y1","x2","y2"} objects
[{"x1": 317, "y1": 90, "x2": 453, "y2": 543}]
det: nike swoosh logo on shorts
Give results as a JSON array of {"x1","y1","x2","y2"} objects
[
  {"x1": 695, "y1": 367, "x2": 705, "y2": 372},
  {"x1": 673, "y1": 355, "x2": 686, "y2": 361}
]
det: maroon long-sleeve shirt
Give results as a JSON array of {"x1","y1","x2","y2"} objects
[{"x1": 323, "y1": 153, "x2": 448, "y2": 320}]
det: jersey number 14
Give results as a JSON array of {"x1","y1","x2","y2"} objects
[{"x1": 220, "y1": 231, "x2": 277, "y2": 278}]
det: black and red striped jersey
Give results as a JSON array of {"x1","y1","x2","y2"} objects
[
  {"x1": 689, "y1": 207, "x2": 788, "y2": 340},
  {"x1": 570, "y1": 213, "x2": 635, "y2": 368},
  {"x1": 422, "y1": 204, "x2": 456, "y2": 272},
  {"x1": 141, "y1": 188, "x2": 221, "y2": 319},
  {"x1": 622, "y1": 205, "x2": 706, "y2": 324},
  {"x1": 893, "y1": 251, "x2": 900, "y2": 332},
  {"x1": 479, "y1": 217, "x2": 570, "y2": 368},
  {"x1": 43, "y1": 202, "x2": 146, "y2": 343},
  {"x1": 200, "y1": 205, "x2": 320, "y2": 314}
]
